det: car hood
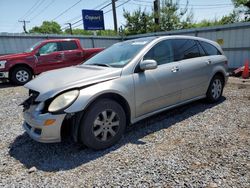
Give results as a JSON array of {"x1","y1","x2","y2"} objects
[
  {"x1": 0, "y1": 52, "x2": 31, "y2": 60},
  {"x1": 24, "y1": 65, "x2": 122, "y2": 101}
]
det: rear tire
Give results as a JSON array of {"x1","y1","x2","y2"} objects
[
  {"x1": 10, "y1": 66, "x2": 32, "y2": 85},
  {"x1": 79, "y1": 99, "x2": 126, "y2": 150},
  {"x1": 206, "y1": 75, "x2": 224, "y2": 103}
]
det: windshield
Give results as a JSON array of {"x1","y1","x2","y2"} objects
[
  {"x1": 24, "y1": 41, "x2": 43, "y2": 53},
  {"x1": 83, "y1": 37, "x2": 155, "y2": 68}
]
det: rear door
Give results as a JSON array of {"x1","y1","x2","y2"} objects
[
  {"x1": 170, "y1": 39, "x2": 210, "y2": 101},
  {"x1": 59, "y1": 41, "x2": 83, "y2": 67},
  {"x1": 133, "y1": 39, "x2": 182, "y2": 117},
  {"x1": 36, "y1": 42, "x2": 64, "y2": 73}
]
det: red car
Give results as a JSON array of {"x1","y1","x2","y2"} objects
[{"x1": 0, "y1": 39, "x2": 103, "y2": 85}]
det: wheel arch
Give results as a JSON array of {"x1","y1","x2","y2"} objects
[
  {"x1": 69, "y1": 92, "x2": 132, "y2": 142},
  {"x1": 9, "y1": 63, "x2": 34, "y2": 78},
  {"x1": 210, "y1": 71, "x2": 226, "y2": 86},
  {"x1": 86, "y1": 92, "x2": 131, "y2": 125}
]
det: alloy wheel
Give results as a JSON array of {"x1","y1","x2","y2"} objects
[
  {"x1": 93, "y1": 110, "x2": 120, "y2": 141},
  {"x1": 16, "y1": 70, "x2": 29, "y2": 82},
  {"x1": 211, "y1": 79, "x2": 222, "y2": 100}
]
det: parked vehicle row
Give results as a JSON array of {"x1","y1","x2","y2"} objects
[
  {"x1": 21, "y1": 35, "x2": 229, "y2": 150},
  {"x1": 0, "y1": 39, "x2": 103, "y2": 85}
]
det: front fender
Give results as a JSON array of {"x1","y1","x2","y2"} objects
[{"x1": 64, "y1": 75, "x2": 135, "y2": 121}]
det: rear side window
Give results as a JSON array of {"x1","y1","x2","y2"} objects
[
  {"x1": 171, "y1": 39, "x2": 200, "y2": 61},
  {"x1": 197, "y1": 42, "x2": 206, "y2": 56},
  {"x1": 60, "y1": 41, "x2": 78, "y2": 51},
  {"x1": 144, "y1": 40, "x2": 174, "y2": 65},
  {"x1": 199, "y1": 41, "x2": 221, "y2": 56}
]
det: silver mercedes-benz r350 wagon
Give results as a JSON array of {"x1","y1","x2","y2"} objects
[{"x1": 22, "y1": 36, "x2": 229, "y2": 150}]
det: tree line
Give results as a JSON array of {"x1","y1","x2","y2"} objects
[{"x1": 29, "y1": 0, "x2": 250, "y2": 36}]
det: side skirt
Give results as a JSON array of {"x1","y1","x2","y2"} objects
[{"x1": 131, "y1": 95, "x2": 206, "y2": 124}]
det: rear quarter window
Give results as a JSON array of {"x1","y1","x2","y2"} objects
[
  {"x1": 199, "y1": 41, "x2": 222, "y2": 56},
  {"x1": 60, "y1": 41, "x2": 78, "y2": 51}
]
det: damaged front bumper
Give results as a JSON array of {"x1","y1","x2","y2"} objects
[
  {"x1": 0, "y1": 71, "x2": 8, "y2": 79},
  {"x1": 23, "y1": 105, "x2": 66, "y2": 143}
]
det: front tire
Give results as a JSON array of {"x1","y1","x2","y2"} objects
[
  {"x1": 10, "y1": 67, "x2": 32, "y2": 85},
  {"x1": 79, "y1": 99, "x2": 126, "y2": 150},
  {"x1": 206, "y1": 75, "x2": 224, "y2": 103}
]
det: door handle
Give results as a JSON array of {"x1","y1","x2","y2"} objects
[
  {"x1": 55, "y1": 53, "x2": 64, "y2": 59},
  {"x1": 206, "y1": 59, "x2": 212, "y2": 65},
  {"x1": 171, "y1": 66, "x2": 179, "y2": 72}
]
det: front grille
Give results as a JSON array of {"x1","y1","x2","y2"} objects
[
  {"x1": 21, "y1": 90, "x2": 40, "y2": 111},
  {"x1": 34, "y1": 128, "x2": 42, "y2": 135}
]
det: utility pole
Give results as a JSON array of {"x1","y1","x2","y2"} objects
[
  {"x1": 153, "y1": 0, "x2": 160, "y2": 26},
  {"x1": 66, "y1": 23, "x2": 73, "y2": 35},
  {"x1": 112, "y1": 0, "x2": 118, "y2": 32},
  {"x1": 18, "y1": 20, "x2": 30, "y2": 33}
]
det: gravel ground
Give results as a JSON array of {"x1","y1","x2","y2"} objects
[{"x1": 0, "y1": 80, "x2": 249, "y2": 187}]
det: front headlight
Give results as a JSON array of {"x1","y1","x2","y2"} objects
[
  {"x1": 48, "y1": 90, "x2": 79, "y2": 112},
  {"x1": 0, "y1": 60, "x2": 7, "y2": 69}
]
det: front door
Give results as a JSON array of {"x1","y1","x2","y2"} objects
[
  {"x1": 35, "y1": 42, "x2": 64, "y2": 73},
  {"x1": 133, "y1": 40, "x2": 182, "y2": 117}
]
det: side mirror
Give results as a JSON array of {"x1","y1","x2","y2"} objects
[
  {"x1": 35, "y1": 51, "x2": 40, "y2": 56},
  {"x1": 140, "y1": 59, "x2": 158, "y2": 71}
]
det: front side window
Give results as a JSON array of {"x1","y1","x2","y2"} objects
[
  {"x1": 39, "y1": 42, "x2": 58, "y2": 55},
  {"x1": 144, "y1": 40, "x2": 174, "y2": 65},
  {"x1": 199, "y1": 41, "x2": 222, "y2": 56},
  {"x1": 60, "y1": 41, "x2": 78, "y2": 51},
  {"x1": 171, "y1": 39, "x2": 200, "y2": 61}
]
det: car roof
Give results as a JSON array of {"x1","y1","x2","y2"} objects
[
  {"x1": 41, "y1": 38, "x2": 78, "y2": 43},
  {"x1": 129, "y1": 35, "x2": 221, "y2": 50}
]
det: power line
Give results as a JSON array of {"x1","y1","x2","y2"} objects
[
  {"x1": 19, "y1": 0, "x2": 42, "y2": 20},
  {"x1": 30, "y1": 0, "x2": 55, "y2": 21},
  {"x1": 127, "y1": 1, "x2": 232, "y2": 9},
  {"x1": 64, "y1": 15, "x2": 82, "y2": 24},
  {"x1": 125, "y1": 1, "x2": 151, "y2": 7},
  {"x1": 52, "y1": 0, "x2": 82, "y2": 21},
  {"x1": 190, "y1": 5, "x2": 233, "y2": 10},
  {"x1": 65, "y1": 1, "x2": 117, "y2": 30},
  {"x1": 133, "y1": 0, "x2": 233, "y2": 6},
  {"x1": 63, "y1": 0, "x2": 112, "y2": 27},
  {"x1": 24, "y1": 0, "x2": 45, "y2": 19},
  {"x1": 93, "y1": 0, "x2": 111, "y2": 9},
  {"x1": 104, "y1": 0, "x2": 131, "y2": 14},
  {"x1": 72, "y1": 0, "x2": 131, "y2": 30}
]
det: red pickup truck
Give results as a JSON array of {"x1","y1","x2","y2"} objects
[{"x1": 0, "y1": 39, "x2": 103, "y2": 85}]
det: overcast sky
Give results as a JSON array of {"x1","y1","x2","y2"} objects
[{"x1": 0, "y1": 0, "x2": 234, "y2": 33}]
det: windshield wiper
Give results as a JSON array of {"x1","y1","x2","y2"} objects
[{"x1": 91, "y1": 63, "x2": 111, "y2": 67}]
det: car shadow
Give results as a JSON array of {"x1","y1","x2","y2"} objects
[
  {"x1": 9, "y1": 97, "x2": 226, "y2": 172},
  {"x1": 0, "y1": 81, "x2": 17, "y2": 89}
]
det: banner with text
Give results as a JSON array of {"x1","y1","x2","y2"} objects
[{"x1": 82, "y1": 9, "x2": 105, "y2": 30}]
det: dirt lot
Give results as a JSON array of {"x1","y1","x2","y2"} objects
[{"x1": 0, "y1": 79, "x2": 249, "y2": 187}]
